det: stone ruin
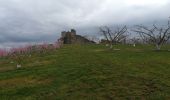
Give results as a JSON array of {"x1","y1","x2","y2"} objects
[{"x1": 60, "y1": 29, "x2": 95, "y2": 44}]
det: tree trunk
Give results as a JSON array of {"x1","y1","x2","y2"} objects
[{"x1": 156, "y1": 44, "x2": 161, "y2": 50}]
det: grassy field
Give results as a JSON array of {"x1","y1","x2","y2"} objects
[{"x1": 0, "y1": 44, "x2": 170, "y2": 100}]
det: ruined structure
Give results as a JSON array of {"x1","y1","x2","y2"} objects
[{"x1": 60, "y1": 29, "x2": 95, "y2": 44}]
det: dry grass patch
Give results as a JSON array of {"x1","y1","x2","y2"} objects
[
  {"x1": 26, "y1": 60, "x2": 52, "y2": 67},
  {"x1": 93, "y1": 49, "x2": 105, "y2": 52},
  {"x1": 0, "y1": 77, "x2": 52, "y2": 89},
  {"x1": 0, "y1": 66, "x2": 15, "y2": 72}
]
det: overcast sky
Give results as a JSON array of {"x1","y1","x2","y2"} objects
[{"x1": 0, "y1": 0, "x2": 170, "y2": 48}]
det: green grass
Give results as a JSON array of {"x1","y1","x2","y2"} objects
[{"x1": 0, "y1": 44, "x2": 170, "y2": 100}]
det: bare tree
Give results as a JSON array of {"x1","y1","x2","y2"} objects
[
  {"x1": 99, "y1": 26, "x2": 128, "y2": 48},
  {"x1": 133, "y1": 20, "x2": 170, "y2": 50}
]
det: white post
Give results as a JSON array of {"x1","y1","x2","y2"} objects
[{"x1": 17, "y1": 64, "x2": 21, "y2": 69}]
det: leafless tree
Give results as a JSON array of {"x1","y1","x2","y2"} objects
[
  {"x1": 133, "y1": 21, "x2": 170, "y2": 50},
  {"x1": 99, "y1": 25, "x2": 128, "y2": 48}
]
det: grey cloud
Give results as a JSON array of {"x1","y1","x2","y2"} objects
[{"x1": 0, "y1": 0, "x2": 170, "y2": 48}]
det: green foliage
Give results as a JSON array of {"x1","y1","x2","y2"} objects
[{"x1": 0, "y1": 44, "x2": 170, "y2": 100}]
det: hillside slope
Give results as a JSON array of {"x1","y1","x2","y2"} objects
[{"x1": 0, "y1": 44, "x2": 170, "y2": 100}]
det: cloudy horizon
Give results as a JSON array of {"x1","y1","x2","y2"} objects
[{"x1": 0, "y1": 0, "x2": 170, "y2": 48}]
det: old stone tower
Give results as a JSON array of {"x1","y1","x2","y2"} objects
[
  {"x1": 60, "y1": 29, "x2": 95, "y2": 44},
  {"x1": 61, "y1": 29, "x2": 76, "y2": 44}
]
